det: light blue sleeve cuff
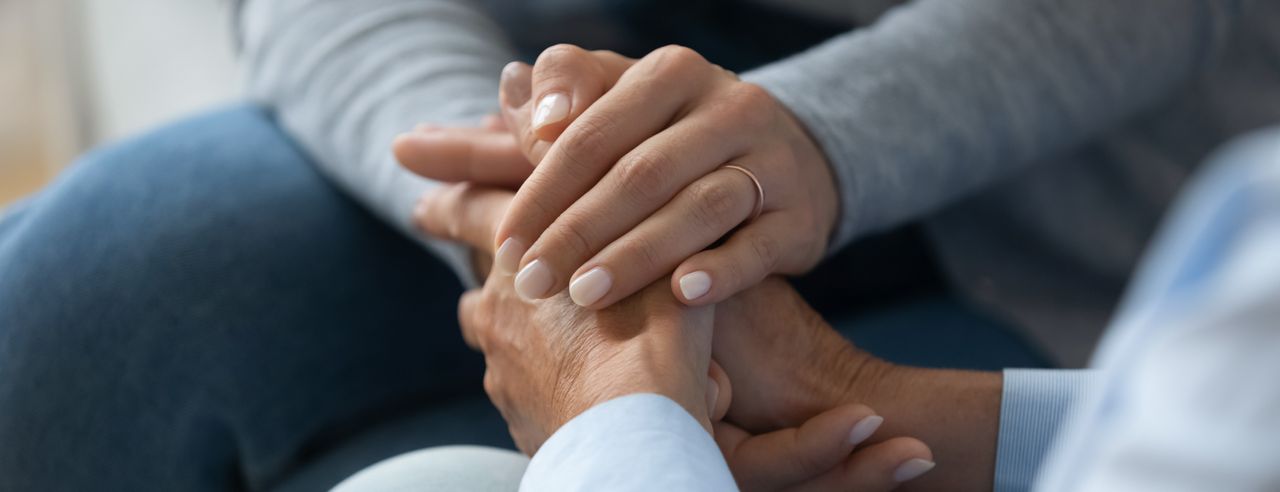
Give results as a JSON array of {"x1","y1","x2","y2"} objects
[
  {"x1": 521, "y1": 393, "x2": 738, "y2": 492},
  {"x1": 994, "y1": 369, "x2": 1101, "y2": 492}
]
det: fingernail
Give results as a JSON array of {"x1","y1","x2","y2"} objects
[
  {"x1": 678, "y1": 271, "x2": 712, "y2": 301},
  {"x1": 515, "y1": 259, "x2": 554, "y2": 300},
  {"x1": 569, "y1": 267, "x2": 612, "y2": 306},
  {"x1": 532, "y1": 92, "x2": 570, "y2": 130},
  {"x1": 847, "y1": 415, "x2": 883, "y2": 446},
  {"x1": 893, "y1": 458, "x2": 936, "y2": 482},
  {"x1": 495, "y1": 238, "x2": 526, "y2": 275},
  {"x1": 500, "y1": 62, "x2": 532, "y2": 107}
]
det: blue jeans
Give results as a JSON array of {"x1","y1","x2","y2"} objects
[{"x1": 0, "y1": 105, "x2": 1045, "y2": 491}]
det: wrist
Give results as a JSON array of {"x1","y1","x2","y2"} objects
[
  {"x1": 557, "y1": 320, "x2": 712, "y2": 433},
  {"x1": 841, "y1": 363, "x2": 1003, "y2": 492}
]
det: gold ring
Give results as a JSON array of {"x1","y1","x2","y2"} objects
[{"x1": 721, "y1": 164, "x2": 764, "y2": 222}]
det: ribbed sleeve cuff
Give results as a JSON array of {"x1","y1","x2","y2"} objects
[{"x1": 995, "y1": 369, "x2": 1100, "y2": 492}]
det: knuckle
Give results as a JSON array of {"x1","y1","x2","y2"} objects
[
  {"x1": 688, "y1": 179, "x2": 739, "y2": 227},
  {"x1": 614, "y1": 150, "x2": 673, "y2": 202},
  {"x1": 536, "y1": 44, "x2": 587, "y2": 68},
  {"x1": 534, "y1": 44, "x2": 591, "y2": 90},
  {"x1": 619, "y1": 235, "x2": 665, "y2": 273},
  {"x1": 646, "y1": 45, "x2": 706, "y2": 77},
  {"x1": 545, "y1": 215, "x2": 595, "y2": 260},
  {"x1": 749, "y1": 231, "x2": 780, "y2": 273},
  {"x1": 482, "y1": 371, "x2": 500, "y2": 398},
  {"x1": 559, "y1": 116, "x2": 612, "y2": 168},
  {"x1": 787, "y1": 442, "x2": 827, "y2": 476},
  {"x1": 723, "y1": 83, "x2": 776, "y2": 129}
]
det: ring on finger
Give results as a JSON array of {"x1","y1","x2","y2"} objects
[{"x1": 721, "y1": 164, "x2": 764, "y2": 222}]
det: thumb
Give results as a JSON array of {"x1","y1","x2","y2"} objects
[{"x1": 707, "y1": 360, "x2": 732, "y2": 422}]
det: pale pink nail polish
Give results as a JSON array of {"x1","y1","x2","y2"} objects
[
  {"x1": 893, "y1": 459, "x2": 936, "y2": 482},
  {"x1": 569, "y1": 267, "x2": 612, "y2": 306},
  {"x1": 515, "y1": 259, "x2": 554, "y2": 300},
  {"x1": 495, "y1": 238, "x2": 525, "y2": 275},
  {"x1": 847, "y1": 415, "x2": 883, "y2": 446},
  {"x1": 532, "y1": 92, "x2": 570, "y2": 129},
  {"x1": 679, "y1": 271, "x2": 712, "y2": 301}
]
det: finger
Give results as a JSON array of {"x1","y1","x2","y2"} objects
[
  {"x1": 514, "y1": 113, "x2": 752, "y2": 304},
  {"x1": 786, "y1": 437, "x2": 934, "y2": 492},
  {"x1": 457, "y1": 290, "x2": 485, "y2": 350},
  {"x1": 393, "y1": 128, "x2": 532, "y2": 188},
  {"x1": 494, "y1": 45, "x2": 718, "y2": 275},
  {"x1": 529, "y1": 44, "x2": 634, "y2": 140},
  {"x1": 707, "y1": 360, "x2": 732, "y2": 422},
  {"x1": 721, "y1": 404, "x2": 882, "y2": 491},
  {"x1": 559, "y1": 166, "x2": 757, "y2": 307},
  {"x1": 672, "y1": 210, "x2": 811, "y2": 306},
  {"x1": 498, "y1": 62, "x2": 552, "y2": 165},
  {"x1": 480, "y1": 114, "x2": 506, "y2": 131},
  {"x1": 415, "y1": 184, "x2": 514, "y2": 255}
]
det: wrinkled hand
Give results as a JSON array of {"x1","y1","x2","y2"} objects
[
  {"x1": 415, "y1": 182, "x2": 935, "y2": 490},
  {"x1": 398, "y1": 43, "x2": 840, "y2": 312},
  {"x1": 418, "y1": 184, "x2": 717, "y2": 453}
]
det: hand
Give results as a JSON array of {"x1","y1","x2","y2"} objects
[
  {"x1": 416, "y1": 183, "x2": 936, "y2": 490},
  {"x1": 710, "y1": 278, "x2": 1003, "y2": 491},
  {"x1": 419, "y1": 184, "x2": 718, "y2": 453},
  {"x1": 399, "y1": 44, "x2": 841, "y2": 311}
]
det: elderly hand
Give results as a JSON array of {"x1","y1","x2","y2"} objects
[
  {"x1": 417, "y1": 184, "x2": 718, "y2": 453},
  {"x1": 415, "y1": 183, "x2": 935, "y2": 490},
  {"x1": 398, "y1": 44, "x2": 840, "y2": 311}
]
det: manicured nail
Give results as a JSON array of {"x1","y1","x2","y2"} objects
[
  {"x1": 495, "y1": 238, "x2": 526, "y2": 275},
  {"x1": 500, "y1": 62, "x2": 532, "y2": 107},
  {"x1": 678, "y1": 271, "x2": 712, "y2": 301},
  {"x1": 893, "y1": 458, "x2": 936, "y2": 482},
  {"x1": 847, "y1": 415, "x2": 883, "y2": 446},
  {"x1": 532, "y1": 92, "x2": 570, "y2": 130},
  {"x1": 515, "y1": 259, "x2": 554, "y2": 300},
  {"x1": 569, "y1": 267, "x2": 612, "y2": 306}
]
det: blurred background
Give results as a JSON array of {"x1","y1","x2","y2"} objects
[{"x1": 0, "y1": 0, "x2": 238, "y2": 207}]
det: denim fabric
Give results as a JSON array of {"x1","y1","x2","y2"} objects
[
  {"x1": 0, "y1": 106, "x2": 510, "y2": 491},
  {"x1": 0, "y1": 105, "x2": 1045, "y2": 491}
]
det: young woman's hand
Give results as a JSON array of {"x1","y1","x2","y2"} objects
[{"x1": 482, "y1": 45, "x2": 840, "y2": 309}]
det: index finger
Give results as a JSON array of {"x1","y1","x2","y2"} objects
[
  {"x1": 415, "y1": 184, "x2": 515, "y2": 256},
  {"x1": 492, "y1": 46, "x2": 715, "y2": 274}
]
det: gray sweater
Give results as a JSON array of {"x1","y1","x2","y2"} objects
[{"x1": 239, "y1": 0, "x2": 1279, "y2": 366}]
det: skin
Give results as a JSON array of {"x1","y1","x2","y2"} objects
[
  {"x1": 408, "y1": 180, "x2": 1001, "y2": 492},
  {"x1": 416, "y1": 184, "x2": 937, "y2": 491},
  {"x1": 397, "y1": 45, "x2": 841, "y2": 311},
  {"x1": 396, "y1": 45, "x2": 1004, "y2": 490},
  {"x1": 711, "y1": 281, "x2": 1004, "y2": 492}
]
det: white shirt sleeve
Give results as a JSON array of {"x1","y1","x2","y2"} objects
[
  {"x1": 520, "y1": 393, "x2": 739, "y2": 492},
  {"x1": 1032, "y1": 128, "x2": 1280, "y2": 492}
]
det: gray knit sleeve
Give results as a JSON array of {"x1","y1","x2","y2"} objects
[
  {"x1": 744, "y1": 0, "x2": 1244, "y2": 252},
  {"x1": 238, "y1": 0, "x2": 516, "y2": 282}
]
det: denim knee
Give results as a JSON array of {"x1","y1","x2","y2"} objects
[{"x1": 0, "y1": 104, "x2": 478, "y2": 491}]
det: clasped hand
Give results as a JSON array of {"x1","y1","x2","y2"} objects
[
  {"x1": 398, "y1": 44, "x2": 840, "y2": 310},
  {"x1": 399, "y1": 44, "x2": 934, "y2": 491}
]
